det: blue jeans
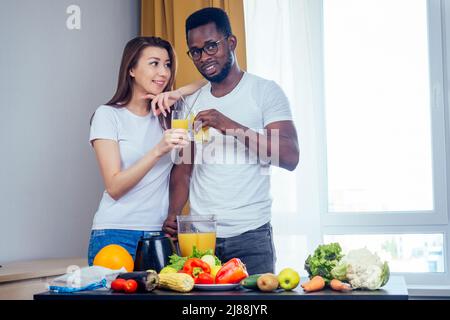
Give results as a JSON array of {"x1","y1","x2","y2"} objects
[
  {"x1": 87, "y1": 229, "x2": 160, "y2": 266},
  {"x1": 215, "y1": 222, "x2": 276, "y2": 275}
]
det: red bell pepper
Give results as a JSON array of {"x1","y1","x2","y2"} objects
[
  {"x1": 182, "y1": 258, "x2": 211, "y2": 281},
  {"x1": 215, "y1": 258, "x2": 249, "y2": 284},
  {"x1": 196, "y1": 272, "x2": 215, "y2": 284}
]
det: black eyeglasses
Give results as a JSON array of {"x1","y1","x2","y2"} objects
[{"x1": 186, "y1": 38, "x2": 227, "y2": 61}]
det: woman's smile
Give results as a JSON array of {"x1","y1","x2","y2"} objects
[{"x1": 152, "y1": 79, "x2": 167, "y2": 87}]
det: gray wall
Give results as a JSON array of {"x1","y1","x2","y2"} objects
[{"x1": 0, "y1": 0, "x2": 140, "y2": 263}]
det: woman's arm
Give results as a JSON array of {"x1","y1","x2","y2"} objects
[
  {"x1": 92, "y1": 129, "x2": 189, "y2": 201},
  {"x1": 148, "y1": 79, "x2": 208, "y2": 117},
  {"x1": 177, "y1": 79, "x2": 208, "y2": 96}
]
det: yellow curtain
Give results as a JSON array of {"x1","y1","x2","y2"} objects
[{"x1": 141, "y1": 0, "x2": 247, "y2": 89}]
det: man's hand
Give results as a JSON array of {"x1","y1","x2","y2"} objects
[
  {"x1": 162, "y1": 215, "x2": 178, "y2": 239},
  {"x1": 194, "y1": 109, "x2": 239, "y2": 135}
]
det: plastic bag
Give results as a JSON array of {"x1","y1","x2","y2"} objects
[{"x1": 48, "y1": 265, "x2": 126, "y2": 293}]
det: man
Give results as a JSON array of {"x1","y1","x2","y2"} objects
[{"x1": 163, "y1": 7, "x2": 299, "y2": 274}]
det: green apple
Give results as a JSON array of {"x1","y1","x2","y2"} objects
[{"x1": 277, "y1": 268, "x2": 300, "y2": 290}]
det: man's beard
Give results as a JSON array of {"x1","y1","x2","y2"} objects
[{"x1": 202, "y1": 51, "x2": 233, "y2": 83}]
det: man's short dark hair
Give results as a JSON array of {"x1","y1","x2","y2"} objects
[{"x1": 185, "y1": 7, "x2": 232, "y2": 41}]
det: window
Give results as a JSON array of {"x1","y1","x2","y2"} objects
[
  {"x1": 321, "y1": 0, "x2": 448, "y2": 286},
  {"x1": 244, "y1": 0, "x2": 449, "y2": 288},
  {"x1": 324, "y1": 0, "x2": 433, "y2": 214}
]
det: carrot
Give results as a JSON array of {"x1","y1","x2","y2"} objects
[
  {"x1": 330, "y1": 279, "x2": 352, "y2": 292},
  {"x1": 301, "y1": 275, "x2": 325, "y2": 292}
]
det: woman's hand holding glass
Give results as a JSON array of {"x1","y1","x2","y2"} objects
[{"x1": 155, "y1": 129, "x2": 189, "y2": 156}]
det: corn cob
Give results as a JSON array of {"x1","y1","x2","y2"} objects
[{"x1": 158, "y1": 273, "x2": 194, "y2": 293}]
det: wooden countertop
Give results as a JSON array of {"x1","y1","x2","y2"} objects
[{"x1": 0, "y1": 258, "x2": 87, "y2": 283}]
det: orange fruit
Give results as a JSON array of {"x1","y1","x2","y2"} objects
[{"x1": 93, "y1": 244, "x2": 134, "y2": 272}]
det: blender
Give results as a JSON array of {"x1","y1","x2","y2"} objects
[{"x1": 177, "y1": 215, "x2": 217, "y2": 257}]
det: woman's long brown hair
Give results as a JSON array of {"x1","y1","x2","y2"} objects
[{"x1": 91, "y1": 36, "x2": 177, "y2": 129}]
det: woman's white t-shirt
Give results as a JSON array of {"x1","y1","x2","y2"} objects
[{"x1": 89, "y1": 105, "x2": 172, "y2": 231}]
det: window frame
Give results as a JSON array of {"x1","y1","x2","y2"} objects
[{"x1": 318, "y1": 0, "x2": 450, "y2": 287}]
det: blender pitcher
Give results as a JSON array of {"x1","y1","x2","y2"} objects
[{"x1": 177, "y1": 215, "x2": 217, "y2": 257}]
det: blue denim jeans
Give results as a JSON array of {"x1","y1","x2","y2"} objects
[
  {"x1": 87, "y1": 229, "x2": 161, "y2": 266},
  {"x1": 215, "y1": 222, "x2": 276, "y2": 275}
]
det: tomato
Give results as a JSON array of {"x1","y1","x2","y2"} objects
[
  {"x1": 111, "y1": 278, "x2": 127, "y2": 292},
  {"x1": 124, "y1": 279, "x2": 138, "y2": 293}
]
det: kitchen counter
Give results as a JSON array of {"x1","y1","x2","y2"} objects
[
  {"x1": 0, "y1": 258, "x2": 87, "y2": 283},
  {"x1": 0, "y1": 257, "x2": 87, "y2": 300},
  {"x1": 34, "y1": 275, "x2": 408, "y2": 300}
]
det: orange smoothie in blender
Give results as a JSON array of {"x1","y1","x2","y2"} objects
[
  {"x1": 177, "y1": 215, "x2": 217, "y2": 257},
  {"x1": 178, "y1": 232, "x2": 216, "y2": 257}
]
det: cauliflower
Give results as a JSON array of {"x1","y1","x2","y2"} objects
[{"x1": 331, "y1": 248, "x2": 390, "y2": 290}]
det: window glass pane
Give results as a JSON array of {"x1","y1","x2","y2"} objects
[
  {"x1": 271, "y1": 167, "x2": 297, "y2": 214},
  {"x1": 324, "y1": 233, "x2": 444, "y2": 273},
  {"x1": 323, "y1": 0, "x2": 433, "y2": 212},
  {"x1": 274, "y1": 234, "x2": 309, "y2": 275}
]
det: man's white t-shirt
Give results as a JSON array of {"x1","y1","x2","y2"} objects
[
  {"x1": 89, "y1": 105, "x2": 172, "y2": 231},
  {"x1": 187, "y1": 72, "x2": 293, "y2": 238}
]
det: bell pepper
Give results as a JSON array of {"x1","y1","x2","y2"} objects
[
  {"x1": 196, "y1": 272, "x2": 215, "y2": 284},
  {"x1": 182, "y1": 258, "x2": 211, "y2": 281},
  {"x1": 215, "y1": 258, "x2": 249, "y2": 284}
]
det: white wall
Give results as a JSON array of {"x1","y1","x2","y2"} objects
[{"x1": 0, "y1": 0, "x2": 140, "y2": 263}]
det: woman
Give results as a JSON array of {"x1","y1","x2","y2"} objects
[{"x1": 87, "y1": 36, "x2": 203, "y2": 265}]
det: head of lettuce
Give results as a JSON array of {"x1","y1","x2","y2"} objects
[{"x1": 304, "y1": 243, "x2": 344, "y2": 284}]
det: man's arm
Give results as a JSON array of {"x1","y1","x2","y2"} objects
[
  {"x1": 236, "y1": 120, "x2": 299, "y2": 171},
  {"x1": 194, "y1": 110, "x2": 299, "y2": 171}
]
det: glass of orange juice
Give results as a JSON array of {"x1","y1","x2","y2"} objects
[
  {"x1": 177, "y1": 215, "x2": 216, "y2": 257},
  {"x1": 171, "y1": 100, "x2": 192, "y2": 139},
  {"x1": 193, "y1": 119, "x2": 210, "y2": 143}
]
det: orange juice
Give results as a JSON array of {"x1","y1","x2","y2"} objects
[
  {"x1": 188, "y1": 113, "x2": 195, "y2": 126},
  {"x1": 194, "y1": 127, "x2": 210, "y2": 143},
  {"x1": 178, "y1": 232, "x2": 216, "y2": 257},
  {"x1": 172, "y1": 119, "x2": 189, "y2": 130}
]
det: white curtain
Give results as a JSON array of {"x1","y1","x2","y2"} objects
[{"x1": 244, "y1": 0, "x2": 324, "y2": 274}]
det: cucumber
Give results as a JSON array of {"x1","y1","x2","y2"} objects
[{"x1": 240, "y1": 274, "x2": 262, "y2": 290}]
